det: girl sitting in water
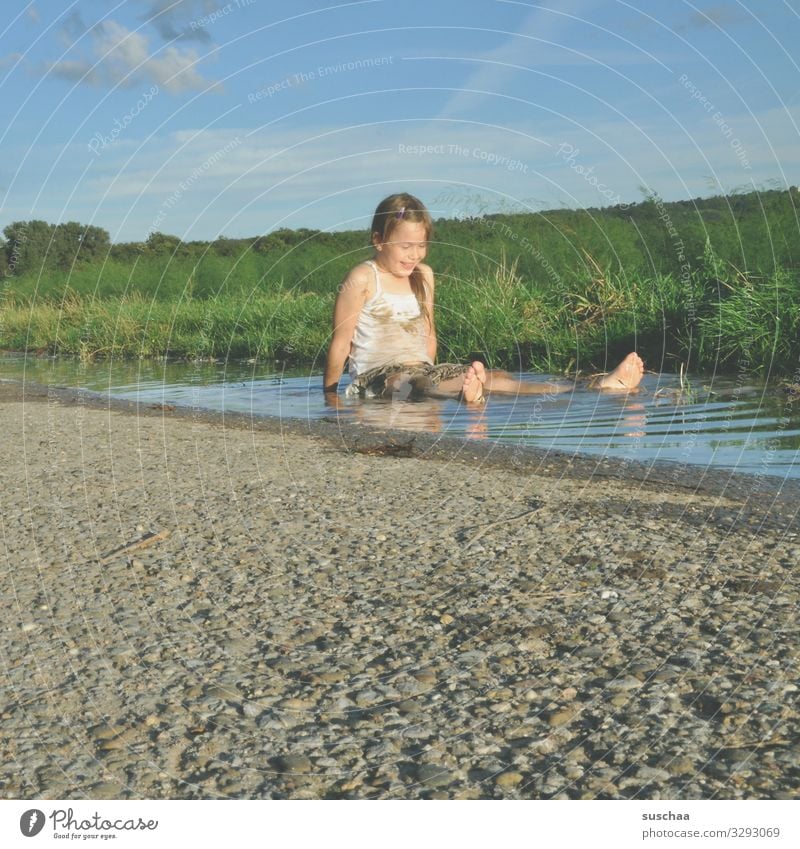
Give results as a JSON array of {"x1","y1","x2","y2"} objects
[{"x1": 323, "y1": 192, "x2": 643, "y2": 403}]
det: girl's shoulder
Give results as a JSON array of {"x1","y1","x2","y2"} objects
[
  {"x1": 351, "y1": 260, "x2": 376, "y2": 281},
  {"x1": 341, "y1": 261, "x2": 375, "y2": 296},
  {"x1": 416, "y1": 262, "x2": 434, "y2": 291}
]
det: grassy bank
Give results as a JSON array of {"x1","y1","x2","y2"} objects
[
  {"x1": 2, "y1": 188, "x2": 799, "y2": 375},
  {"x1": 1, "y1": 289, "x2": 332, "y2": 363},
  {"x1": 3, "y1": 250, "x2": 798, "y2": 376}
]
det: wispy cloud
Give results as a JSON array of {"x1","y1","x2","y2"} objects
[
  {"x1": 138, "y1": 0, "x2": 217, "y2": 43},
  {"x1": 0, "y1": 52, "x2": 23, "y2": 70},
  {"x1": 58, "y1": 9, "x2": 89, "y2": 44},
  {"x1": 47, "y1": 58, "x2": 100, "y2": 83},
  {"x1": 682, "y1": 3, "x2": 750, "y2": 31},
  {"x1": 48, "y1": 18, "x2": 214, "y2": 92},
  {"x1": 435, "y1": 0, "x2": 649, "y2": 119},
  {"x1": 26, "y1": 4, "x2": 40, "y2": 25}
]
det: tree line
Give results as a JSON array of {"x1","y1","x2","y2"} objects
[{"x1": 3, "y1": 188, "x2": 798, "y2": 285}]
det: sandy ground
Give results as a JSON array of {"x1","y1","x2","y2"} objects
[{"x1": 1, "y1": 379, "x2": 798, "y2": 800}]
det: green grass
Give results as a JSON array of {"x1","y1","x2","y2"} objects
[
  {"x1": 694, "y1": 266, "x2": 800, "y2": 373},
  {"x1": 4, "y1": 249, "x2": 798, "y2": 376},
  {"x1": 1, "y1": 289, "x2": 333, "y2": 362}
]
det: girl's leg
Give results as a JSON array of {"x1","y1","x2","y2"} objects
[
  {"x1": 486, "y1": 352, "x2": 645, "y2": 394},
  {"x1": 425, "y1": 363, "x2": 567, "y2": 400},
  {"x1": 396, "y1": 352, "x2": 645, "y2": 404},
  {"x1": 483, "y1": 369, "x2": 570, "y2": 396}
]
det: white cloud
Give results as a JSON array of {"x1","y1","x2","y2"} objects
[
  {"x1": 0, "y1": 52, "x2": 23, "y2": 70},
  {"x1": 48, "y1": 19, "x2": 213, "y2": 92},
  {"x1": 46, "y1": 58, "x2": 99, "y2": 83}
]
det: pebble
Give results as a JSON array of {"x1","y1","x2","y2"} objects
[
  {"x1": 276, "y1": 755, "x2": 313, "y2": 774},
  {"x1": 89, "y1": 724, "x2": 125, "y2": 741},
  {"x1": 90, "y1": 782, "x2": 126, "y2": 798},
  {"x1": 609, "y1": 676, "x2": 643, "y2": 692},
  {"x1": 530, "y1": 735, "x2": 563, "y2": 756},
  {"x1": 457, "y1": 651, "x2": 487, "y2": 666},
  {"x1": 666, "y1": 757, "x2": 696, "y2": 776},
  {"x1": 417, "y1": 765, "x2": 455, "y2": 788},
  {"x1": 205, "y1": 684, "x2": 241, "y2": 700},
  {"x1": 98, "y1": 739, "x2": 126, "y2": 752},
  {"x1": 635, "y1": 765, "x2": 673, "y2": 783},
  {"x1": 495, "y1": 771, "x2": 524, "y2": 788},
  {"x1": 279, "y1": 698, "x2": 317, "y2": 711},
  {"x1": 548, "y1": 708, "x2": 579, "y2": 727}
]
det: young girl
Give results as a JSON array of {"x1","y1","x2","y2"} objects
[{"x1": 323, "y1": 193, "x2": 644, "y2": 403}]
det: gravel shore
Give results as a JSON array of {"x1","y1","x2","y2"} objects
[{"x1": 1, "y1": 379, "x2": 798, "y2": 800}]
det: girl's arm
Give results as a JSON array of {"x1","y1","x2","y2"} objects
[
  {"x1": 323, "y1": 265, "x2": 369, "y2": 391},
  {"x1": 419, "y1": 263, "x2": 437, "y2": 362}
]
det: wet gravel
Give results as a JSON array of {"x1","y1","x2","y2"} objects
[{"x1": 1, "y1": 379, "x2": 798, "y2": 799}]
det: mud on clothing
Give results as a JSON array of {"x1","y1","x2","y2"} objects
[
  {"x1": 346, "y1": 362, "x2": 469, "y2": 399},
  {"x1": 345, "y1": 260, "x2": 468, "y2": 398},
  {"x1": 347, "y1": 260, "x2": 432, "y2": 379}
]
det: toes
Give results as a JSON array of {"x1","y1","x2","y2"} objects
[
  {"x1": 461, "y1": 365, "x2": 485, "y2": 404},
  {"x1": 472, "y1": 361, "x2": 487, "y2": 380},
  {"x1": 622, "y1": 352, "x2": 644, "y2": 376}
]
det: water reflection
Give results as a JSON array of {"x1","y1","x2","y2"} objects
[
  {"x1": 2, "y1": 354, "x2": 799, "y2": 479},
  {"x1": 345, "y1": 397, "x2": 490, "y2": 440}
]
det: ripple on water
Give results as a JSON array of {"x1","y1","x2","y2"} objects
[{"x1": 3, "y1": 355, "x2": 799, "y2": 479}]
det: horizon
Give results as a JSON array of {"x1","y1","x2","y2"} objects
[{"x1": 4, "y1": 182, "x2": 796, "y2": 247}]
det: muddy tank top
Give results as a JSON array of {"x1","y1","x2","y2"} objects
[{"x1": 348, "y1": 260, "x2": 432, "y2": 378}]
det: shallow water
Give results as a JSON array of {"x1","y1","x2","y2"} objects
[{"x1": 4, "y1": 354, "x2": 800, "y2": 480}]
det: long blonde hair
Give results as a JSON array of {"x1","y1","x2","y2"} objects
[{"x1": 370, "y1": 193, "x2": 433, "y2": 326}]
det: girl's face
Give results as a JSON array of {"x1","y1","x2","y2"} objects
[{"x1": 373, "y1": 220, "x2": 428, "y2": 277}]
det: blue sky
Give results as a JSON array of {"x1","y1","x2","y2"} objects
[{"x1": 1, "y1": 0, "x2": 798, "y2": 242}]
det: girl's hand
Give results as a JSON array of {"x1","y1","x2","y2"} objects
[{"x1": 323, "y1": 386, "x2": 344, "y2": 409}]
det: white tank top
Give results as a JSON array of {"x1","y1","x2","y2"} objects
[{"x1": 348, "y1": 260, "x2": 432, "y2": 378}]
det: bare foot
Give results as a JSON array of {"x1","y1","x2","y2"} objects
[
  {"x1": 461, "y1": 361, "x2": 487, "y2": 404},
  {"x1": 596, "y1": 352, "x2": 644, "y2": 391}
]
